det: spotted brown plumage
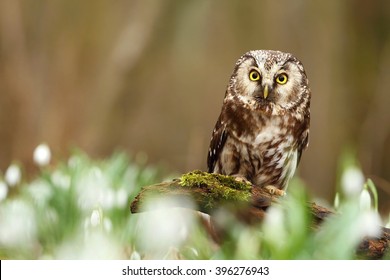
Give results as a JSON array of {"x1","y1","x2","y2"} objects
[{"x1": 207, "y1": 50, "x2": 310, "y2": 191}]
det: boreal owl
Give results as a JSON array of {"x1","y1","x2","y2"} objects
[{"x1": 207, "y1": 50, "x2": 310, "y2": 192}]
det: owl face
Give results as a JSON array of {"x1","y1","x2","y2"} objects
[{"x1": 228, "y1": 50, "x2": 309, "y2": 111}]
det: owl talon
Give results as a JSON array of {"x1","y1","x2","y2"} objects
[
  {"x1": 264, "y1": 185, "x2": 285, "y2": 197},
  {"x1": 233, "y1": 176, "x2": 252, "y2": 185}
]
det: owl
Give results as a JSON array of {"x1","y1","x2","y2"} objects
[{"x1": 207, "y1": 50, "x2": 310, "y2": 192}]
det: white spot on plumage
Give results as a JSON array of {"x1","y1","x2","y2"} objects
[
  {"x1": 254, "y1": 127, "x2": 277, "y2": 145},
  {"x1": 265, "y1": 149, "x2": 276, "y2": 157}
]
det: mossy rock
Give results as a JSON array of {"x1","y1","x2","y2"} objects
[
  {"x1": 179, "y1": 170, "x2": 251, "y2": 207},
  {"x1": 131, "y1": 170, "x2": 252, "y2": 213}
]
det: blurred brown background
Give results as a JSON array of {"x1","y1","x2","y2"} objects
[{"x1": 0, "y1": 0, "x2": 389, "y2": 211}]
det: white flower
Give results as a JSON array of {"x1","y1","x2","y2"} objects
[
  {"x1": 85, "y1": 211, "x2": 111, "y2": 233},
  {"x1": 341, "y1": 166, "x2": 365, "y2": 196},
  {"x1": 100, "y1": 188, "x2": 115, "y2": 209},
  {"x1": 90, "y1": 209, "x2": 101, "y2": 227},
  {"x1": 5, "y1": 164, "x2": 22, "y2": 186},
  {"x1": 263, "y1": 205, "x2": 287, "y2": 246},
  {"x1": 0, "y1": 200, "x2": 37, "y2": 247},
  {"x1": 51, "y1": 170, "x2": 71, "y2": 190},
  {"x1": 130, "y1": 250, "x2": 142, "y2": 260},
  {"x1": 55, "y1": 231, "x2": 122, "y2": 259},
  {"x1": 115, "y1": 188, "x2": 128, "y2": 208},
  {"x1": 27, "y1": 179, "x2": 53, "y2": 206},
  {"x1": 359, "y1": 189, "x2": 372, "y2": 211},
  {"x1": 357, "y1": 210, "x2": 381, "y2": 238},
  {"x1": 0, "y1": 181, "x2": 8, "y2": 201},
  {"x1": 136, "y1": 196, "x2": 195, "y2": 257},
  {"x1": 76, "y1": 167, "x2": 112, "y2": 210},
  {"x1": 33, "y1": 143, "x2": 51, "y2": 166},
  {"x1": 68, "y1": 155, "x2": 82, "y2": 169}
]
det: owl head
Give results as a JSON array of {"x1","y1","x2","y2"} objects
[{"x1": 227, "y1": 50, "x2": 310, "y2": 112}]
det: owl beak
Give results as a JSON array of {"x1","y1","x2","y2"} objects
[{"x1": 263, "y1": 85, "x2": 269, "y2": 99}]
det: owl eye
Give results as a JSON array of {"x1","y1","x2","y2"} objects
[
  {"x1": 275, "y1": 73, "x2": 288, "y2": 85},
  {"x1": 249, "y1": 70, "x2": 260, "y2": 81}
]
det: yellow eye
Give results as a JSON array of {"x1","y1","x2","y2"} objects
[
  {"x1": 276, "y1": 73, "x2": 288, "y2": 85},
  {"x1": 249, "y1": 70, "x2": 260, "y2": 81}
]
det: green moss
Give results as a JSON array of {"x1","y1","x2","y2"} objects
[{"x1": 179, "y1": 170, "x2": 252, "y2": 209}]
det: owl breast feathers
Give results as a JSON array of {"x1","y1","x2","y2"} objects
[{"x1": 207, "y1": 50, "x2": 310, "y2": 191}]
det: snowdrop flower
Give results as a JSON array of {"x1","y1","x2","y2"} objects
[
  {"x1": 68, "y1": 155, "x2": 82, "y2": 169},
  {"x1": 55, "y1": 231, "x2": 122, "y2": 259},
  {"x1": 359, "y1": 189, "x2": 372, "y2": 211},
  {"x1": 115, "y1": 188, "x2": 128, "y2": 208},
  {"x1": 357, "y1": 210, "x2": 381, "y2": 238},
  {"x1": 100, "y1": 188, "x2": 116, "y2": 209},
  {"x1": 85, "y1": 210, "x2": 112, "y2": 233},
  {"x1": 0, "y1": 200, "x2": 37, "y2": 247},
  {"x1": 0, "y1": 181, "x2": 8, "y2": 201},
  {"x1": 51, "y1": 170, "x2": 71, "y2": 190},
  {"x1": 341, "y1": 166, "x2": 364, "y2": 196},
  {"x1": 90, "y1": 209, "x2": 102, "y2": 227},
  {"x1": 130, "y1": 250, "x2": 142, "y2": 260},
  {"x1": 263, "y1": 205, "x2": 287, "y2": 247},
  {"x1": 76, "y1": 167, "x2": 112, "y2": 210},
  {"x1": 5, "y1": 164, "x2": 22, "y2": 186},
  {"x1": 136, "y1": 196, "x2": 195, "y2": 258},
  {"x1": 33, "y1": 143, "x2": 51, "y2": 166},
  {"x1": 27, "y1": 180, "x2": 53, "y2": 206}
]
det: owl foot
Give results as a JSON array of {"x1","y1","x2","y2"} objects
[
  {"x1": 232, "y1": 175, "x2": 252, "y2": 186},
  {"x1": 264, "y1": 185, "x2": 286, "y2": 197}
]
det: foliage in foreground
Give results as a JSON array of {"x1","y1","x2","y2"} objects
[{"x1": 0, "y1": 148, "x2": 388, "y2": 259}]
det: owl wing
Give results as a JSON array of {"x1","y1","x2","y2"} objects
[
  {"x1": 297, "y1": 128, "x2": 309, "y2": 165},
  {"x1": 207, "y1": 114, "x2": 228, "y2": 173}
]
